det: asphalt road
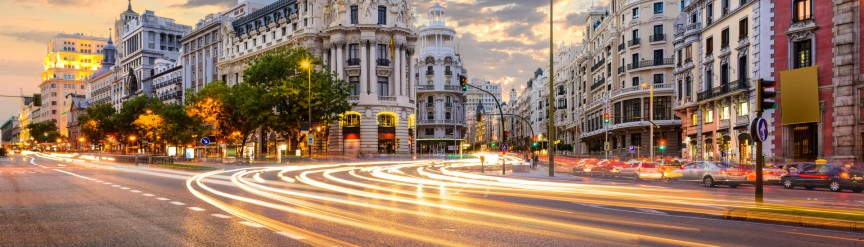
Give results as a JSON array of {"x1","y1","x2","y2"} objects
[{"x1": 3, "y1": 153, "x2": 864, "y2": 246}]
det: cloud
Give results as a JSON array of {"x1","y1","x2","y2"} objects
[
  {"x1": 0, "y1": 59, "x2": 43, "y2": 77},
  {"x1": 0, "y1": 30, "x2": 56, "y2": 44},
  {"x1": 13, "y1": 0, "x2": 99, "y2": 7},
  {"x1": 565, "y1": 12, "x2": 589, "y2": 27},
  {"x1": 173, "y1": 0, "x2": 236, "y2": 8}
]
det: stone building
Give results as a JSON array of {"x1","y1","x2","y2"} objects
[
  {"x1": 414, "y1": 3, "x2": 467, "y2": 155},
  {"x1": 217, "y1": 0, "x2": 418, "y2": 156}
]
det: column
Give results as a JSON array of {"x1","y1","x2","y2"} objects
[
  {"x1": 360, "y1": 42, "x2": 368, "y2": 95},
  {"x1": 328, "y1": 47, "x2": 335, "y2": 74},
  {"x1": 394, "y1": 45, "x2": 401, "y2": 96},
  {"x1": 408, "y1": 49, "x2": 414, "y2": 100},
  {"x1": 336, "y1": 44, "x2": 344, "y2": 80}
]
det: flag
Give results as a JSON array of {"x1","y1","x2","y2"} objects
[{"x1": 389, "y1": 35, "x2": 395, "y2": 60}]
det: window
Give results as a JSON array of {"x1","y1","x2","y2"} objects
[
  {"x1": 653, "y1": 49, "x2": 664, "y2": 64},
  {"x1": 350, "y1": 5, "x2": 359, "y2": 24},
  {"x1": 793, "y1": 0, "x2": 812, "y2": 22},
  {"x1": 445, "y1": 112, "x2": 452, "y2": 120},
  {"x1": 704, "y1": 109, "x2": 714, "y2": 123},
  {"x1": 631, "y1": 134, "x2": 642, "y2": 146},
  {"x1": 705, "y1": 37, "x2": 714, "y2": 56},
  {"x1": 51, "y1": 92, "x2": 57, "y2": 97},
  {"x1": 739, "y1": 102, "x2": 749, "y2": 116},
  {"x1": 343, "y1": 113, "x2": 361, "y2": 127},
  {"x1": 691, "y1": 113, "x2": 698, "y2": 126},
  {"x1": 348, "y1": 44, "x2": 359, "y2": 59},
  {"x1": 378, "y1": 6, "x2": 387, "y2": 25},
  {"x1": 654, "y1": 2, "x2": 664, "y2": 14},
  {"x1": 653, "y1": 74, "x2": 664, "y2": 84},
  {"x1": 706, "y1": 3, "x2": 713, "y2": 24},
  {"x1": 51, "y1": 101, "x2": 57, "y2": 106},
  {"x1": 445, "y1": 128, "x2": 454, "y2": 136},
  {"x1": 685, "y1": 45, "x2": 693, "y2": 61},
  {"x1": 721, "y1": 0, "x2": 729, "y2": 15},
  {"x1": 427, "y1": 112, "x2": 434, "y2": 120},
  {"x1": 425, "y1": 128, "x2": 434, "y2": 135},
  {"x1": 721, "y1": 63, "x2": 729, "y2": 84},
  {"x1": 631, "y1": 77, "x2": 640, "y2": 87},
  {"x1": 653, "y1": 24, "x2": 663, "y2": 37},
  {"x1": 376, "y1": 44, "x2": 387, "y2": 60},
  {"x1": 632, "y1": 8, "x2": 639, "y2": 19},
  {"x1": 378, "y1": 114, "x2": 396, "y2": 127},
  {"x1": 377, "y1": 77, "x2": 389, "y2": 96},
  {"x1": 349, "y1": 76, "x2": 359, "y2": 95},
  {"x1": 677, "y1": 50, "x2": 682, "y2": 66},
  {"x1": 739, "y1": 18, "x2": 749, "y2": 40},
  {"x1": 721, "y1": 106, "x2": 730, "y2": 120},
  {"x1": 721, "y1": 28, "x2": 729, "y2": 48},
  {"x1": 738, "y1": 56, "x2": 748, "y2": 81},
  {"x1": 793, "y1": 40, "x2": 812, "y2": 68},
  {"x1": 654, "y1": 96, "x2": 671, "y2": 120}
]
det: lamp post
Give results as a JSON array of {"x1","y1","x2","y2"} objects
[
  {"x1": 547, "y1": 0, "x2": 555, "y2": 177},
  {"x1": 300, "y1": 59, "x2": 312, "y2": 158},
  {"x1": 641, "y1": 82, "x2": 654, "y2": 162}
]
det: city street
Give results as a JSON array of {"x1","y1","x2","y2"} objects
[{"x1": 2, "y1": 153, "x2": 863, "y2": 246}]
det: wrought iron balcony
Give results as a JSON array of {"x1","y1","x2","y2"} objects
[
  {"x1": 347, "y1": 58, "x2": 361, "y2": 66},
  {"x1": 628, "y1": 38, "x2": 641, "y2": 47},
  {"x1": 376, "y1": 59, "x2": 391, "y2": 66},
  {"x1": 650, "y1": 34, "x2": 666, "y2": 42},
  {"x1": 627, "y1": 58, "x2": 674, "y2": 70},
  {"x1": 696, "y1": 79, "x2": 749, "y2": 101}
]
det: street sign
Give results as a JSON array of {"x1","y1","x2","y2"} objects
[
  {"x1": 200, "y1": 137, "x2": 210, "y2": 146},
  {"x1": 604, "y1": 142, "x2": 610, "y2": 151},
  {"x1": 629, "y1": 146, "x2": 636, "y2": 153},
  {"x1": 501, "y1": 143, "x2": 509, "y2": 151},
  {"x1": 750, "y1": 118, "x2": 770, "y2": 143},
  {"x1": 308, "y1": 136, "x2": 314, "y2": 145}
]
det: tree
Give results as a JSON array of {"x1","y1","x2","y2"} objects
[
  {"x1": 242, "y1": 47, "x2": 354, "y2": 151},
  {"x1": 160, "y1": 102, "x2": 202, "y2": 150},
  {"x1": 115, "y1": 96, "x2": 164, "y2": 154},
  {"x1": 77, "y1": 102, "x2": 117, "y2": 148},
  {"x1": 186, "y1": 81, "x2": 271, "y2": 157},
  {"x1": 27, "y1": 121, "x2": 62, "y2": 144}
]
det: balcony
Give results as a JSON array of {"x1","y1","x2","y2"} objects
[
  {"x1": 348, "y1": 96, "x2": 359, "y2": 101},
  {"x1": 378, "y1": 96, "x2": 397, "y2": 102},
  {"x1": 696, "y1": 79, "x2": 750, "y2": 101},
  {"x1": 626, "y1": 58, "x2": 674, "y2": 70},
  {"x1": 347, "y1": 58, "x2": 361, "y2": 66},
  {"x1": 650, "y1": 34, "x2": 666, "y2": 42},
  {"x1": 444, "y1": 70, "x2": 452, "y2": 76},
  {"x1": 591, "y1": 58, "x2": 605, "y2": 72},
  {"x1": 443, "y1": 85, "x2": 461, "y2": 91},
  {"x1": 617, "y1": 66, "x2": 625, "y2": 74},
  {"x1": 417, "y1": 85, "x2": 434, "y2": 91},
  {"x1": 590, "y1": 80, "x2": 605, "y2": 90},
  {"x1": 685, "y1": 22, "x2": 702, "y2": 35},
  {"x1": 628, "y1": 38, "x2": 641, "y2": 47},
  {"x1": 426, "y1": 70, "x2": 434, "y2": 76},
  {"x1": 617, "y1": 43, "x2": 624, "y2": 52},
  {"x1": 376, "y1": 59, "x2": 390, "y2": 66},
  {"x1": 425, "y1": 102, "x2": 434, "y2": 108}
]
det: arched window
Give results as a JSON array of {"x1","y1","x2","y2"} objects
[
  {"x1": 377, "y1": 112, "x2": 397, "y2": 127},
  {"x1": 445, "y1": 112, "x2": 452, "y2": 120},
  {"x1": 341, "y1": 112, "x2": 362, "y2": 127},
  {"x1": 425, "y1": 57, "x2": 435, "y2": 65},
  {"x1": 427, "y1": 112, "x2": 434, "y2": 120}
]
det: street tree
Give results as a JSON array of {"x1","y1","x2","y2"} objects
[
  {"x1": 115, "y1": 96, "x2": 164, "y2": 154},
  {"x1": 77, "y1": 102, "x2": 117, "y2": 148},
  {"x1": 27, "y1": 121, "x2": 62, "y2": 144}
]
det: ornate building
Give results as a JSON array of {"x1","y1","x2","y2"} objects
[
  {"x1": 217, "y1": 0, "x2": 418, "y2": 156},
  {"x1": 414, "y1": 4, "x2": 467, "y2": 155}
]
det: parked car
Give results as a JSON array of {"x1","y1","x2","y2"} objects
[
  {"x1": 619, "y1": 162, "x2": 663, "y2": 180},
  {"x1": 781, "y1": 164, "x2": 864, "y2": 192},
  {"x1": 671, "y1": 161, "x2": 748, "y2": 188}
]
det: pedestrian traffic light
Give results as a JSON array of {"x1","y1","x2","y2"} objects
[
  {"x1": 459, "y1": 75, "x2": 469, "y2": 91},
  {"x1": 603, "y1": 112, "x2": 610, "y2": 124},
  {"x1": 503, "y1": 131, "x2": 510, "y2": 142},
  {"x1": 756, "y1": 79, "x2": 776, "y2": 111},
  {"x1": 658, "y1": 139, "x2": 667, "y2": 151},
  {"x1": 32, "y1": 93, "x2": 42, "y2": 106}
]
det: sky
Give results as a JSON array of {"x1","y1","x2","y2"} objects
[{"x1": 0, "y1": 0, "x2": 607, "y2": 121}]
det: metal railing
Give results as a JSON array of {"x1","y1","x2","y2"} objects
[
  {"x1": 627, "y1": 58, "x2": 674, "y2": 70},
  {"x1": 650, "y1": 34, "x2": 666, "y2": 42},
  {"x1": 378, "y1": 96, "x2": 396, "y2": 102},
  {"x1": 628, "y1": 38, "x2": 641, "y2": 47},
  {"x1": 347, "y1": 58, "x2": 361, "y2": 66},
  {"x1": 697, "y1": 79, "x2": 749, "y2": 101},
  {"x1": 376, "y1": 59, "x2": 391, "y2": 66}
]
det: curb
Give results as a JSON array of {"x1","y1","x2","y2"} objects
[
  {"x1": 143, "y1": 164, "x2": 219, "y2": 172},
  {"x1": 724, "y1": 208, "x2": 864, "y2": 232}
]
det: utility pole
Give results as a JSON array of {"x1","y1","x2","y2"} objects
[
  {"x1": 753, "y1": 79, "x2": 776, "y2": 204},
  {"x1": 547, "y1": 0, "x2": 555, "y2": 177}
]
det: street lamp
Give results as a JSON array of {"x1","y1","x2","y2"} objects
[
  {"x1": 300, "y1": 58, "x2": 313, "y2": 158},
  {"x1": 641, "y1": 82, "x2": 655, "y2": 162}
]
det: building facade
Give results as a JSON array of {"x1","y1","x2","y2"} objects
[
  {"x1": 672, "y1": 0, "x2": 773, "y2": 163},
  {"x1": 465, "y1": 78, "x2": 502, "y2": 150},
  {"x1": 39, "y1": 33, "x2": 108, "y2": 137},
  {"x1": 149, "y1": 59, "x2": 183, "y2": 105},
  {"x1": 117, "y1": 6, "x2": 191, "y2": 106},
  {"x1": 770, "y1": 0, "x2": 863, "y2": 163},
  {"x1": 414, "y1": 3, "x2": 467, "y2": 155},
  {"x1": 217, "y1": 0, "x2": 418, "y2": 155}
]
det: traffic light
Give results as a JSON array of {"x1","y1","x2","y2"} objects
[
  {"x1": 459, "y1": 75, "x2": 469, "y2": 91},
  {"x1": 503, "y1": 131, "x2": 510, "y2": 142},
  {"x1": 32, "y1": 93, "x2": 42, "y2": 106},
  {"x1": 475, "y1": 111, "x2": 482, "y2": 122},
  {"x1": 490, "y1": 142, "x2": 496, "y2": 148},
  {"x1": 756, "y1": 79, "x2": 776, "y2": 111},
  {"x1": 603, "y1": 112, "x2": 610, "y2": 124},
  {"x1": 658, "y1": 139, "x2": 667, "y2": 151}
]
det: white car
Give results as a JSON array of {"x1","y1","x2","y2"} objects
[{"x1": 618, "y1": 162, "x2": 663, "y2": 180}]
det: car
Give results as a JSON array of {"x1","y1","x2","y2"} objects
[
  {"x1": 741, "y1": 164, "x2": 785, "y2": 184},
  {"x1": 672, "y1": 161, "x2": 748, "y2": 188},
  {"x1": 619, "y1": 162, "x2": 663, "y2": 180},
  {"x1": 573, "y1": 159, "x2": 600, "y2": 175},
  {"x1": 781, "y1": 164, "x2": 864, "y2": 193}
]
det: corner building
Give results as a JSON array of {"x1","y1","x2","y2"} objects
[{"x1": 217, "y1": 0, "x2": 417, "y2": 155}]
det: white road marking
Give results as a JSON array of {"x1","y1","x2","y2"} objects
[
  {"x1": 239, "y1": 221, "x2": 265, "y2": 228},
  {"x1": 442, "y1": 229, "x2": 457, "y2": 232},
  {"x1": 156, "y1": 197, "x2": 170, "y2": 201},
  {"x1": 142, "y1": 193, "x2": 154, "y2": 197},
  {"x1": 57, "y1": 164, "x2": 65, "y2": 167},
  {"x1": 187, "y1": 207, "x2": 205, "y2": 211},
  {"x1": 170, "y1": 201, "x2": 186, "y2": 206},
  {"x1": 130, "y1": 190, "x2": 141, "y2": 193},
  {"x1": 277, "y1": 232, "x2": 306, "y2": 240},
  {"x1": 95, "y1": 180, "x2": 103, "y2": 183},
  {"x1": 637, "y1": 208, "x2": 669, "y2": 215},
  {"x1": 253, "y1": 173, "x2": 266, "y2": 183},
  {"x1": 111, "y1": 185, "x2": 120, "y2": 187},
  {"x1": 103, "y1": 182, "x2": 112, "y2": 185},
  {"x1": 210, "y1": 214, "x2": 231, "y2": 219},
  {"x1": 120, "y1": 187, "x2": 130, "y2": 190}
]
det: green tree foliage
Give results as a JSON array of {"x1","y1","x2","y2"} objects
[
  {"x1": 77, "y1": 102, "x2": 117, "y2": 145},
  {"x1": 116, "y1": 96, "x2": 164, "y2": 153},
  {"x1": 27, "y1": 121, "x2": 62, "y2": 143},
  {"x1": 242, "y1": 47, "x2": 354, "y2": 149}
]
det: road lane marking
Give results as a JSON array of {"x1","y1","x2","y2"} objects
[
  {"x1": 142, "y1": 193, "x2": 154, "y2": 197},
  {"x1": 170, "y1": 201, "x2": 186, "y2": 206},
  {"x1": 775, "y1": 230, "x2": 864, "y2": 243},
  {"x1": 57, "y1": 164, "x2": 65, "y2": 167},
  {"x1": 442, "y1": 229, "x2": 457, "y2": 232},
  {"x1": 637, "y1": 208, "x2": 669, "y2": 215},
  {"x1": 156, "y1": 197, "x2": 170, "y2": 201},
  {"x1": 130, "y1": 190, "x2": 141, "y2": 193},
  {"x1": 104, "y1": 182, "x2": 112, "y2": 185},
  {"x1": 120, "y1": 187, "x2": 130, "y2": 190},
  {"x1": 111, "y1": 185, "x2": 120, "y2": 187},
  {"x1": 187, "y1": 207, "x2": 205, "y2": 211},
  {"x1": 277, "y1": 232, "x2": 306, "y2": 240},
  {"x1": 239, "y1": 221, "x2": 265, "y2": 228},
  {"x1": 211, "y1": 214, "x2": 231, "y2": 219}
]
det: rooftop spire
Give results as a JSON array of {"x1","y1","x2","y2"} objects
[
  {"x1": 108, "y1": 28, "x2": 113, "y2": 44},
  {"x1": 127, "y1": 0, "x2": 132, "y2": 11}
]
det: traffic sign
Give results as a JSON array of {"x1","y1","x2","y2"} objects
[
  {"x1": 200, "y1": 137, "x2": 211, "y2": 146},
  {"x1": 751, "y1": 118, "x2": 770, "y2": 143},
  {"x1": 308, "y1": 136, "x2": 314, "y2": 145},
  {"x1": 629, "y1": 146, "x2": 636, "y2": 153},
  {"x1": 604, "y1": 142, "x2": 610, "y2": 151},
  {"x1": 501, "y1": 143, "x2": 509, "y2": 151}
]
